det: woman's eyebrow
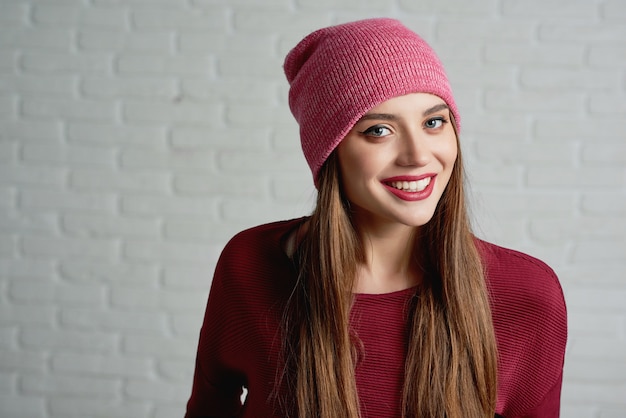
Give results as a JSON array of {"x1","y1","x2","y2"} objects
[
  {"x1": 358, "y1": 113, "x2": 399, "y2": 122},
  {"x1": 423, "y1": 103, "x2": 449, "y2": 116},
  {"x1": 358, "y1": 103, "x2": 449, "y2": 122}
]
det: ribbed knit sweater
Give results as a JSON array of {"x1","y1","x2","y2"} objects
[{"x1": 186, "y1": 218, "x2": 567, "y2": 418}]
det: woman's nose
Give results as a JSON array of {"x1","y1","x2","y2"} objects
[{"x1": 396, "y1": 131, "x2": 430, "y2": 167}]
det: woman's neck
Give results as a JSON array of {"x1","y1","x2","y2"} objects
[{"x1": 353, "y1": 221, "x2": 422, "y2": 294}]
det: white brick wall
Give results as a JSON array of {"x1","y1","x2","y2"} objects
[{"x1": 0, "y1": 1, "x2": 624, "y2": 417}]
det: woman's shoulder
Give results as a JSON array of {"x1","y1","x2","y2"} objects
[
  {"x1": 475, "y1": 237, "x2": 567, "y2": 333},
  {"x1": 475, "y1": 239, "x2": 563, "y2": 301},
  {"x1": 221, "y1": 217, "x2": 307, "y2": 258},
  {"x1": 213, "y1": 217, "x2": 306, "y2": 286}
]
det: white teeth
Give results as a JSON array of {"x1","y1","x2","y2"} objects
[{"x1": 390, "y1": 177, "x2": 431, "y2": 192}]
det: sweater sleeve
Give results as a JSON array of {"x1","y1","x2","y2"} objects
[
  {"x1": 185, "y1": 243, "x2": 246, "y2": 418},
  {"x1": 478, "y1": 240, "x2": 568, "y2": 418}
]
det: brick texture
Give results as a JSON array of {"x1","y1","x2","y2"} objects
[{"x1": 1, "y1": 1, "x2": 625, "y2": 417}]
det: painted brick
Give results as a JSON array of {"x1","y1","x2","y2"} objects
[
  {"x1": 179, "y1": 32, "x2": 276, "y2": 55},
  {"x1": 588, "y1": 44, "x2": 626, "y2": 68},
  {"x1": 501, "y1": 0, "x2": 598, "y2": 18},
  {"x1": 218, "y1": 53, "x2": 282, "y2": 79},
  {"x1": 0, "y1": 142, "x2": 16, "y2": 163},
  {"x1": 520, "y1": 69, "x2": 621, "y2": 91},
  {"x1": 173, "y1": 173, "x2": 267, "y2": 197},
  {"x1": 109, "y1": 285, "x2": 159, "y2": 310},
  {"x1": 570, "y1": 241, "x2": 626, "y2": 264},
  {"x1": 219, "y1": 199, "x2": 309, "y2": 224},
  {"x1": 0, "y1": 304, "x2": 56, "y2": 326},
  {"x1": 0, "y1": 395, "x2": 46, "y2": 418},
  {"x1": 589, "y1": 93, "x2": 626, "y2": 115},
  {"x1": 123, "y1": 101, "x2": 219, "y2": 125},
  {"x1": 58, "y1": 260, "x2": 159, "y2": 285},
  {"x1": 402, "y1": 0, "x2": 497, "y2": 14},
  {"x1": 67, "y1": 122, "x2": 167, "y2": 147},
  {"x1": 0, "y1": 327, "x2": 17, "y2": 350},
  {"x1": 478, "y1": 191, "x2": 575, "y2": 216},
  {"x1": 1, "y1": 120, "x2": 62, "y2": 141},
  {"x1": 0, "y1": 234, "x2": 17, "y2": 256},
  {"x1": 526, "y1": 166, "x2": 623, "y2": 188},
  {"x1": 447, "y1": 65, "x2": 515, "y2": 88},
  {"x1": 121, "y1": 194, "x2": 217, "y2": 216},
  {"x1": 123, "y1": 335, "x2": 196, "y2": 358},
  {"x1": 270, "y1": 175, "x2": 315, "y2": 204},
  {"x1": 132, "y1": 8, "x2": 229, "y2": 31},
  {"x1": 21, "y1": 143, "x2": 116, "y2": 167},
  {"x1": 21, "y1": 98, "x2": 117, "y2": 122},
  {"x1": 531, "y1": 217, "x2": 626, "y2": 244},
  {"x1": 61, "y1": 213, "x2": 160, "y2": 239},
  {"x1": 81, "y1": 76, "x2": 178, "y2": 100},
  {"x1": 60, "y1": 308, "x2": 168, "y2": 334},
  {"x1": 21, "y1": 374, "x2": 120, "y2": 397},
  {"x1": 539, "y1": 23, "x2": 626, "y2": 42},
  {"x1": 19, "y1": 189, "x2": 118, "y2": 212},
  {"x1": 117, "y1": 54, "x2": 212, "y2": 76},
  {"x1": 69, "y1": 169, "x2": 172, "y2": 194},
  {"x1": 218, "y1": 150, "x2": 304, "y2": 174},
  {"x1": 484, "y1": 90, "x2": 584, "y2": 113},
  {"x1": 21, "y1": 52, "x2": 113, "y2": 74},
  {"x1": 170, "y1": 126, "x2": 270, "y2": 151},
  {"x1": 180, "y1": 79, "x2": 276, "y2": 104},
  {"x1": 0, "y1": 371, "x2": 15, "y2": 391},
  {"x1": 566, "y1": 359, "x2": 626, "y2": 382},
  {"x1": 21, "y1": 236, "x2": 119, "y2": 261},
  {"x1": 123, "y1": 240, "x2": 215, "y2": 263},
  {"x1": 581, "y1": 141, "x2": 626, "y2": 164},
  {"x1": 9, "y1": 280, "x2": 105, "y2": 307},
  {"x1": 51, "y1": 352, "x2": 153, "y2": 378},
  {"x1": 233, "y1": 11, "x2": 330, "y2": 35},
  {"x1": 560, "y1": 382, "x2": 626, "y2": 404},
  {"x1": 159, "y1": 289, "x2": 207, "y2": 312},
  {"x1": 475, "y1": 140, "x2": 575, "y2": 164},
  {"x1": 0, "y1": 50, "x2": 16, "y2": 72},
  {"x1": 125, "y1": 378, "x2": 189, "y2": 402},
  {"x1": 33, "y1": 5, "x2": 128, "y2": 29},
  {"x1": 161, "y1": 264, "x2": 215, "y2": 290},
  {"x1": 0, "y1": 350, "x2": 47, "y2": 373},
  {"x1": 534, "y1": 116, "x2": 626, "y2": 141},
  {"x1": 0, "y1": 28, "x2": 72, "y2": 50},
  {"x1": 0, "y1": 4, "x2": 28, "y2": 24},
  {"x1": 467, "y1": 163, "x2": 522, "y2": 187},
  {"x1": 78, "y1": 30, "x2": 173, "y2": 53},
  {"x1": 49, "y1": 398, "x2": 151, "y2": 418},
  {"x1": 0, "y1": 75, "x2": 75, "y2": 97},
  {"x1": 20, "y1": 328, "x2": 119, "y2": 353},
  {"x1": 0, "y1": 165, "x2": 65, "y2": 187},
  {"x1": 156, "y1": 358, "x2": 193, "y2": 382},
  {"x1": 484, "y1": 43, "x2": 584, "y2": 66},
  {"x1": 120, "y1": 148, "x2": 214, "y2": 171},
  {"x1": 0, "y1": 94, "x2": 16, "y2": 118},
  {"x1": 602, "y1": 0, "x2": 626, "y2": 20},
  {"x1": 169, "y1": 313, "x2": 204, "y2": 337},
  {"x1": 437, "y1": 19, "x2": 533, "y2": 41}
]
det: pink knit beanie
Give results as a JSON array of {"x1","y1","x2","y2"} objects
[{"x1": 284, "y1": 18, "x2": 460, "y2": 184}]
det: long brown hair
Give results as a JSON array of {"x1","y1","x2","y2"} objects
[{"x1": 282, "y1": 125, "x2": 498, "y2": 417}]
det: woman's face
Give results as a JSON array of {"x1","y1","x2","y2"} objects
[{"x1": 336, "y1": 93, "x2": 458, "y2": 230}]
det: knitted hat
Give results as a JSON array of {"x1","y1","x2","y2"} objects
[{"x1": 284, "y1": 18, "x2": 459, "y2": 184}]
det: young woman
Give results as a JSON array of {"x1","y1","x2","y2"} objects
[{"x1": 185, "y1": 18, "x2": 567, "y2": 418}]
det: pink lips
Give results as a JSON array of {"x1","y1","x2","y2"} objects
[{"x1": 381, "y1": 174, "x2": 437, "y2": 202}]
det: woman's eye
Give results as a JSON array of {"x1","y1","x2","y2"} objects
[
  {"x1": 362, "y1": 125, "x2": 392, "y2": 137},
  {"x1": 424, "y1": 117, "x2": 446, "y2": 129}
]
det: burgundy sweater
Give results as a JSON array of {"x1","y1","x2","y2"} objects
[{"x1": 186, "y1": 218, "x2": 567, "y2": 418}]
